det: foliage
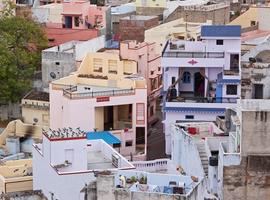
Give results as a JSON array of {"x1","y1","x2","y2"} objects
[{"x1": 0, "y1": 1, "x2": 47, "y2": 104}]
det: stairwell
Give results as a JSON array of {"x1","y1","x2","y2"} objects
[{"x1": 196, "y1": 141, "x2": 208, "y2": 177}]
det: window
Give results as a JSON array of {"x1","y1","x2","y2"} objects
[
  {"x1": 171, "y1": 77, "x2": 176, "y2": 85},
  {"x1": 55, "y1": 62, "x2": 60, "y2": 65},
  {"x1": 108, "y1": 60, "x2": 117, "y2": 74},
  {"x1": 136, "y1": 103, "x2": 145, "y2": 125},
  {"x1": 125, "y1": 141, "x2": 133, "y2": 147},
  {"x1": 74, "y1": 17, "x2": 80, "y2": 27},
  {"x1": 93, "y1": 58, "x2": 102, "y2": 72},
  {"x1": 182, "y1": 71, "x2": 191, "y2": 83},
  {"x1": 226, "y1": 85, "x2": 237, "y2": 95},
  {"x1": 185, "y1": 115, "x2": 194, "y2": 120},
  {"x1": 123, "y1": 62, "x2": 133, "y2": 75},
  {"x1": 250, "y1": 21, "x2": 256, "y2": 26},
  {"x1": 216, "y1": 40, "x2": 224, "y2": 45}
]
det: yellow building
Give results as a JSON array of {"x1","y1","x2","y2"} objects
[
  {"x1": 229, "y1": 7, "x2": 258, "y2": 29},
  {"x1": 145, "y1": 18, "x2": 212, "y2": 54},
  {"x1": 21, "y1": 91, "x2": 50, "y2": 127},
  {"x1": 135, "y1": 0, "x2": 166, "y2": 8},
  {"x1": 0, "y1": 159, "x2": 32, "y2": 194}
]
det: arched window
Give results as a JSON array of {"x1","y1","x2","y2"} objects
[{"x1": 183, "y1": 71, "x2": 191, "y2": 83}]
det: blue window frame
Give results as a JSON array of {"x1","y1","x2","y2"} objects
[{"x1": 183, "y1": 71, "x2": 191, "y2": 83}]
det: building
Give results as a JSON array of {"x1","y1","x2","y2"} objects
[
  {"x1": 33, "y1": 0, "x2": 111, "y2": 46},
  {"x1": 169, "y1": 99, "x2": 270, "y2": 200},
  {"x1": 83, "y1": 169, "x2": 206, "y2": 200},
  {"x1": 135, "y1": 0, "x2": 166, "y2": 19},
  {"x1": 119, "y1": 40, "x2": 162, "y2": 119},
  {"x1": 162, "y1": 25, "x2": 241, "y2": 155},
  {"x1": 32, "y1": 3, "x2": 63, "y2": 26},
  {"x1": 164, "y1": 1, "x2": 230, "y2": 25},
  {"x1": 241, "y1": 41, "x2": 270, "y2": 99},
  {"x1": 0, "y1": 159, "x2": 33, "y2": 194},
  {"x1": 145, "y1": 18, "x2": 212, "y2": 54},
  {"x1": 32, "y1": 128, "x2": 134, "y2": 200},
  {"x1": 111, "y1": 3, "x2": 136, "y2": 35},
  {"x1": 217, "y1": 99, "x2": 270, "y2": 200},
  {"x1": 50, "y1": 52, "x2": 147, "y2": 160},
  {"x1": 41, "y1": 36, "x2": 105, "y2": 89},
  {"x1": 170, "y1": 121, "x2": 227, "y2": 196},
  {"x1": 21, "y1": 91, "x2": 50, "y2": 127},
  {"x1": 119, "y1": 15, "x2": 159, "y2": 42}
]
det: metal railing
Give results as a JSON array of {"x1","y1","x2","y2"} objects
[
  {"x1": 162, "y1": 51, "x2": 225, "y2": 58},
  {"x1": 167, "y1": 96, "x2": 238, "y2": 103},
  {"x1": 63, "y1": 87, "x2": 135, "y2": 99}
]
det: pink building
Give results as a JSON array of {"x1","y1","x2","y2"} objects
[
  {"x1": 50, "y1": 52, "x2": 148, "y2": 160},
  {"x1": 62, "y1": 0, "x2": 109, "y2": 30},
  {"x1": 120, "y1": 41, "x2": 162, "y2": 119}
]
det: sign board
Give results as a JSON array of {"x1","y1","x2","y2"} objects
[{"x1": 96, "y1": 96, "x2": 110, "y2": 102}]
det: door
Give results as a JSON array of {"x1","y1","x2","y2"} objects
[
  {"x1": 65, "y1": 16, "x2": 72, "y2": 28},
  {"x1": 253, "y1": 84, "x2": 263, "y2": 99}
]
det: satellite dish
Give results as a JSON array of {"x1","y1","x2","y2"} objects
[
  {"x1": 50, "y1": 72, "x2": 56, "y2": 79},
  {"x1": 33, "y1": 118, "x2": 38, "y2": 123}
]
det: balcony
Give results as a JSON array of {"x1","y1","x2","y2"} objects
[
  {"x1": 63, "y1": 85, "x2": 135, "y2": 99},
  {"x1": 162, "y1": 52, "x2": 225, "y2": 68},
  {"x1": 162, "y1": 52, "x2": 224, "y2": 59},
  {"x1": 167, "y1": 94, "x2": 238, "y2": 104}
]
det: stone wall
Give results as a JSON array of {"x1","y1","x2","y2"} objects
[
  {"x1": 119, "y1": 16, "x2": 159, "y2": 42},
  {"x1": 223, "y1": 156, "x2": 270, "y2": 200},
  {"x1": 136, "y1": 7, "x2": 165, "y2": 19},
  {"x1": 164, "y1": 5, "x2": 230, "y2": 25},
  {"x1": 41, "y1": 51, "x2": 76, "y2": 89},
  {"x1": 241, "y1": 111, "x2": 270, "y2": 156}
]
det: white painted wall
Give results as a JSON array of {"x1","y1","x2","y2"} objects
[{"x1": 171, "y1": 126, "x2": 205, "y2": 178}]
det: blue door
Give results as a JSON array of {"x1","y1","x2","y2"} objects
[{"x1": 216, "y1": 84, "x2": 222, "y2": 103}]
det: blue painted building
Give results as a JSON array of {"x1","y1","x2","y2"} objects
[{"x1": 161, "y1": 25, "x2": 241, "y2": 154}]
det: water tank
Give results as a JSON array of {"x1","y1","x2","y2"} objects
[{"x1": 6, "y1": 137, "x2": 20, "y2": 155}]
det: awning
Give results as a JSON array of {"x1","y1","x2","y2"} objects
[{"x1": 87, "y1": 131, "x2": 121, "y2": 145}]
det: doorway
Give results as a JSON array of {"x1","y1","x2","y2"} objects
[
  {"x1": 194, "y1": 72, "x2": 205, "y2": 97},
  {"x1": 104, "y1": 106, "x2": 114, "y2": 130},
  {"x1": 253, "y1": 84, "x2": 263, "y2": 99},
  {"x1": 64, "y1": 16, "x2": 72, "y2": 28}
]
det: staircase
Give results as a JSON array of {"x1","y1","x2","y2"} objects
[{"x1": 196, "y1": 141, "x2": 208, "y2": 177}]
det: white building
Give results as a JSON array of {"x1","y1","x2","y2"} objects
[
  {"x1": 32, "y1": 128, "x2": 134, "y2": 200},
  {"x1": 162, "y1": 25, "x2": 241, "y2": 154}
]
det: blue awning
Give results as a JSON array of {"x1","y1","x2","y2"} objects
[{"x1": 87, "y1": 131, "x2": 121, "y2": 145}]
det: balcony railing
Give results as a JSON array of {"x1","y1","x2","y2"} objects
[
  {"x1": 63, "y1": 86, "x2": 135, "y2": 99},
  {"x1": 162, "y1": 52, "x2": 225, "y2": 58},
  {"x1": 167, "y1": 96, "x2": 238, "y2": 103}
]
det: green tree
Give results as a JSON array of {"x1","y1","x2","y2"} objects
[{"x1": 0, "y1": 1, "x2": 47, "y2": 107}]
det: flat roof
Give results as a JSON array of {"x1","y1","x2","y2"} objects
[
  {"x1": 201, "y1": 25, "x2": 241, "y2": 37},
  {"x1": 121, "y1": 15, "x2": 157, "y2": 21},
  {"x1": 23, "y1": 91, "x2": 49, "y2": 102}
]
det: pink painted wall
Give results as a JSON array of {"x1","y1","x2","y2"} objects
[
  {"x1": 61, "y1": 0, "x2": 108, "y2": 29},
  {"x1": 120, "y1": 41, "x2": 162, "y2": 96}
]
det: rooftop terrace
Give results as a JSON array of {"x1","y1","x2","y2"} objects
[{"x1": 175, "y1": 122, "x2": 225, "y2": 140}]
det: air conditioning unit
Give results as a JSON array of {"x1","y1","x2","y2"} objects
[{"x1": 112, "y1": 154, "x2": 120, "y2": 168}]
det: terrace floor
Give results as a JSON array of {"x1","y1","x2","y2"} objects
[{"x1": 87, "y1": 151, "x2": 116, "y2": 170}]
